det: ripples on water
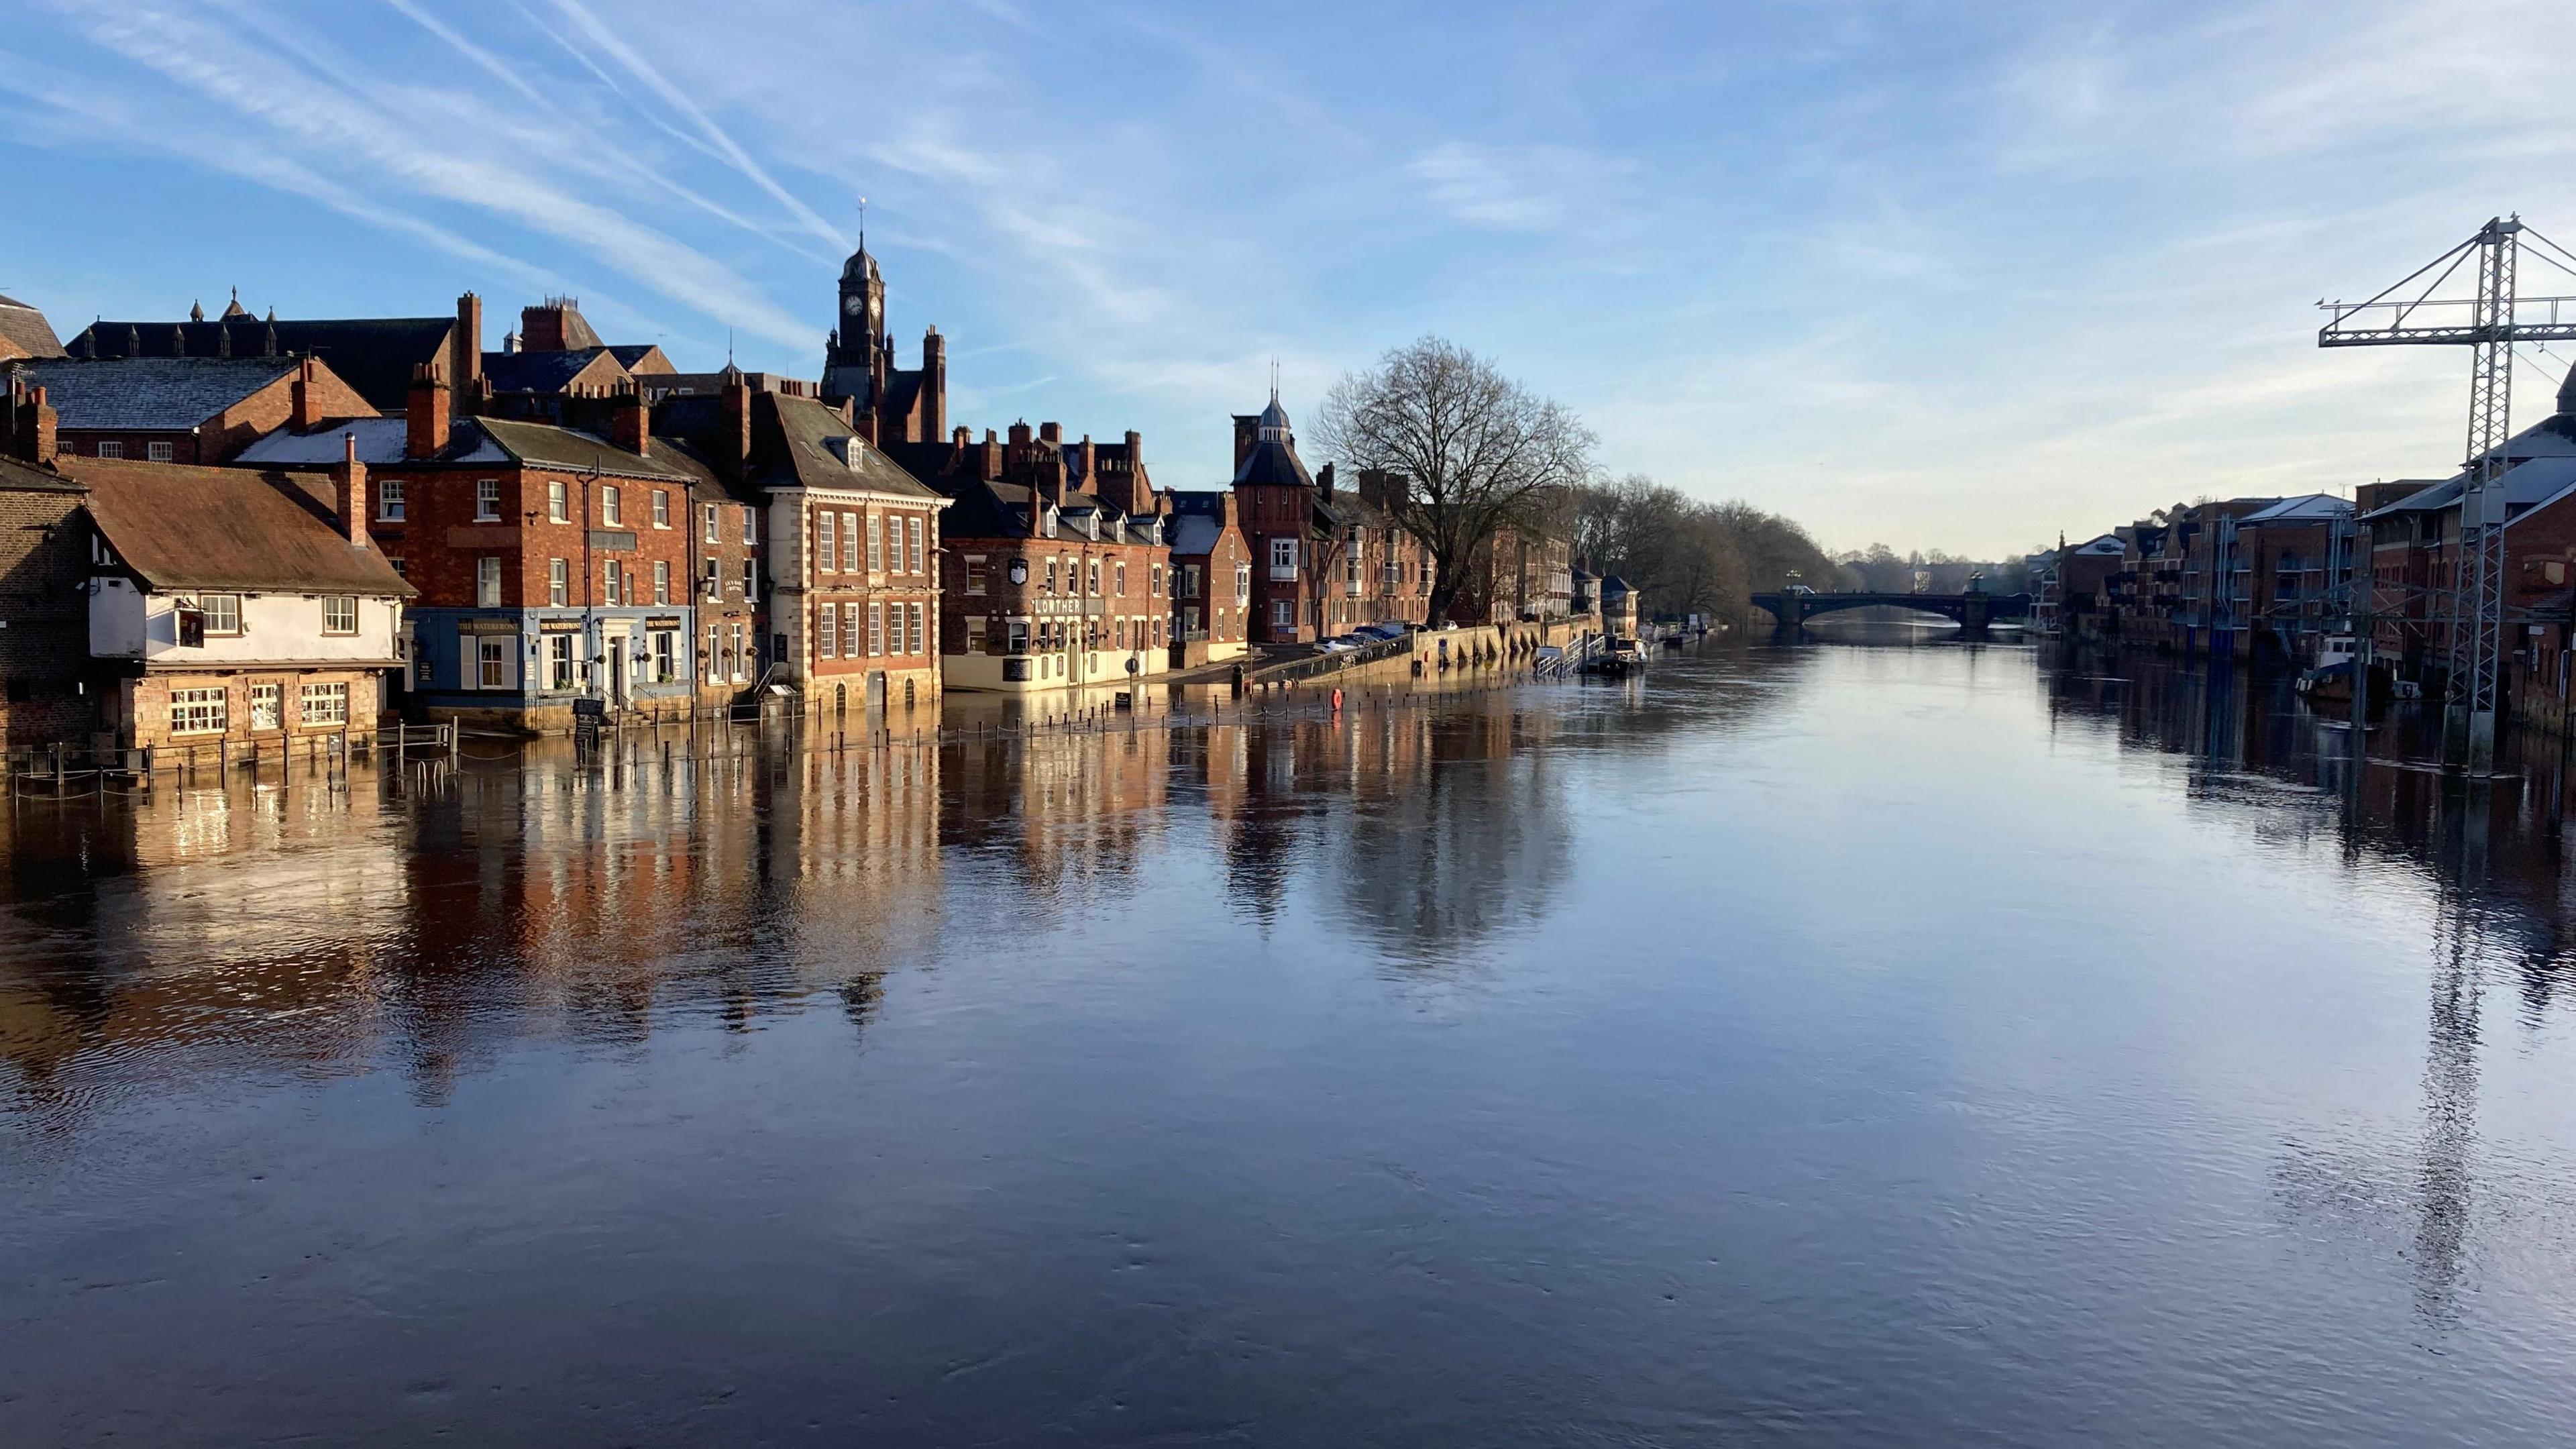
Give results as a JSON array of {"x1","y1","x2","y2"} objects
[{"x1": 5, "y1": 637, "x2": 2576, "y2": 1446}]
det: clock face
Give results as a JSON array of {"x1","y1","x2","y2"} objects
[
  {"x1": 1008, "y1": 559, "x2": 1029, "y2": 586},
  {"x1": 843, "y1": 294, "x2": 867, "y2": 318}
]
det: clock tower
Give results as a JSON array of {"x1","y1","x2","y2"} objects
[{"x1": 823, "y1": 238, "x2": 886, "y2": 405}]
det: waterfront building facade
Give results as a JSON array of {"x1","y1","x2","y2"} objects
[
  {"x1": 1165, "y1": 488, "x2": 1252, "y2": 664},
  {"x1": 68, "y1": 451, "x2": 412, "y2": 750}
]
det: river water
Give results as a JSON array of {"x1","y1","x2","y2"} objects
[{"x1": 6, "y1": 637, "x2": 2576, "y2": 1446}]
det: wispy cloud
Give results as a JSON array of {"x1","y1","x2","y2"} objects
[{"x1": 1407, "y1": 142, "x2": 1632, "y2": 232}]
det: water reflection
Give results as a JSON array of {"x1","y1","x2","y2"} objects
[
  {"x1": 12, "y1": 645, "x2": 2576, "y2": 1444},
  {"x1": 2043, "y1": 643, "x2": 2576, "y2": 1334},
  {"x1": 1, "y1": 683, "x2": 1661, "y2": 1131}
]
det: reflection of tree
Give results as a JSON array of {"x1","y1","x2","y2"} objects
[{"x1": 1323, "y1": 718, "x2": 1571, "y2": 966}]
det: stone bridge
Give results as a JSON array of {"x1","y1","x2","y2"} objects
[{"x1": 1750, "y1": 590, "x2": 2033, "y2": 641}]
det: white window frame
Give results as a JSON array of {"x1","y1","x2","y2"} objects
[
  {"x1": 147, "y1": 440, "x2": 174, "y2": 463},
  {"x1": 322, "y1": 596, "x2": 358, "y2": 635},
  {"x1": 378, "y1": 476, "x2": 405, "y2": 521},
  {"x1": 703, "y1": 503, "x2": 720, "y2": 543},
  {"x1": 869, "y1": 602, "x2": 884, "y2": 657},
  {"x1": 248, "y1": 683, "x2": 282, "y2": 733},
  {"x1": 478, "y1": 478, "x2": 502, "y2": 522},
  {"x1": 97, "y1": 441, "x2": 125, "y2": 460},
  {"x1": 653, "y1": 560, "x2": 669, "y2": 605},
  {"x1": 842, "y1": 511, "x2": 859, "y2": 573},
  {"x1": 601, "y1": 484, "x2": 622, "y2": 528},
  {"x1": 199, "y1": 593, "x2": 242, "y2": 636},
  {"x1": 548, "y1": 634, "x2": 575, "y2": 692},
  {"x1": 549, "y1": 558, "x2": 568, "y2": 608},
  {"x1": 869, "y1": 515, "x2": 883, "y2": 572},
  {"x1": 965, "y1": 555, "x2": 987, "y2": 594},
  {"x1": 651, "y1": 490, "x2": 669, "y2": 529},
  {"x1": 298, "y1": 682, "x2": 349, "y2": 728},
  {"x1": 818, "y1": 511, "x2": 837, "y2": 572},
  {"x1": 820, "y1": 603, "x2": 839, "y2": 659},
  {"x1": 908, "y1": 517, "x2": 923, "y2": 574},
  {"x1": 169, "y1": 686, "x2": 227, "y2": 735}
]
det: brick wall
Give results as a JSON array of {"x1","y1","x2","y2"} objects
[{"x1": 0, "y1": 482, "x2": 99, "y2": 744}]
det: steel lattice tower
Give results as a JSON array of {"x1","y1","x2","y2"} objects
[{"x1": 2321, "y1": 216, "x2": 2576, "y2": 773}]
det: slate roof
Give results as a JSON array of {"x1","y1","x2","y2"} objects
[
  {"x1": 1234, "y1": 436, "x2": 1313, "y2": 488},
  {"x1": 0, "y1": 455, "x2": 83, "y2": 494},
  {"x1": 1165, "y1": 490, "x2": 1232, "y2": 556},
  {"x1": 482, "y1": 347, "x2": 631, "y2": 395},
  {"x1": 15, "y1": 356, "x2": 299, "y2": 431},
  {"x1": 68, "y1": 317, "x2": 453, "y2": 411},
  {"x1": 2241, "y1": 493, "x2": 2352, "y2": 524},
  {"x1": 234, "y1": 416, "x2": 506, "y2": 467},
  {"x1": 60, "y1": 456, "x2": 414, "y2": 596},
  {"x1": 606, "y1": 344, "x2": 674, "y2": 374},
  {"x1": 0, "y1": 294, "x2": 67, "y2": 360},
  {"x1": 751, "y1": 393, "x2": 941, "y2": 500},
  {"x1": 473, "y1": 416, "x2": 696, "y2": 480}
]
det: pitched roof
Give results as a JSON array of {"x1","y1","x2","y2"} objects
[
  {"x1": 606, "y1": 344, "x2": 674, "y2": 376},
  {"x1": 751, "y1": 393, "x2": 941, "y2": 500},
  {"x1": 234, "y1": 416, "x2": 507, "y2": 467},
  {"x1": 2240, "y1": 493, "x2": 2352, "y2": 524},
  {"x1": 67, "y1": 317, "x2": 453, "y2": 411},
  {"x1": 0, "y1": 294, "x2": 67, "y2": 361},
  {"x1": 472, "y1": 416, "x2": 696, "y2": 480},
  {"x1": 482, "y1": 347, "x2": 631, "y2": 395},
  {"x1": 59, "y1": 456, "x2": 413, "y2": 596},
  {"x1": 15, "y1": 356, "x2": 299, "y2": 431},
  {"x1": 0, "y1": 455, "x2": 83, "y2": 494},
  {"x1": 1233, "y1": 435, "x2": 1313, "y2": 488}
]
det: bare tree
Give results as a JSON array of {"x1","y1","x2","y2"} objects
[{"x1": 1315, "y1": 337, "x2": 1594, "y2": 625}]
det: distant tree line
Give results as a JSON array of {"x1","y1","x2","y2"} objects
[
  {"x1": 1570, "y1": 476, "x2": 1854, "y2": 629},
  {"x1": 1320, "y1": 337, "x2": 2021, "y2": 631}
]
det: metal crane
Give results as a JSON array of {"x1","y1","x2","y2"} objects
[{"x1": 2320, "y1": 217, "x2": 2576, "y2": 772}]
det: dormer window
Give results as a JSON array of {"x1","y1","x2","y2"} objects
[{"x1": 833, "y1": 437, "x2": 864, "y2": 468}]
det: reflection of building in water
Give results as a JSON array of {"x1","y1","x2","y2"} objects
[
  {"x1": 2044, "y1": 645, "x2": 2576, "y2": 1328},
  {"x1": 943, "y1": 722, "x2": 1173, "y2": 915},
  {"x1": 0, "y1": 771, "x2": 413, "y2": 1118},
  {"x1": 0, "y1": 736, "x2": 947, "y2": 1118}
]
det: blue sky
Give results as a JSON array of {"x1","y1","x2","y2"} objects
[{"x1": 5, "y1": 0, "x2": 2574, "y2": 557}]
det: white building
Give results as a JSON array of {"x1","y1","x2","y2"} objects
[{"x1": 65, "y1": 449, "x2": 414, "y2": 749}]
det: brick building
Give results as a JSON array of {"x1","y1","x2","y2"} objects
[
  {"x1": 66, "y1": 452, "x2": 413, "y2": 751},
  {"x1": 15, "y1": 354, "x2": 374, "y2": 465},
  {"x1": 1450, "y1": 519, "x2": 1574, "y2": 626},
  {"x1": 892, "y1": 421, "x2": 1171, "y2": 693},
  {"x1": 745, "y1": 390, "x2": 947, "y2": 716},
  {"x1": 1165, "y1": 489, "x2": 1252, "y2": 664},
  {"x1": 298, "y1": 372, "x2": 707, "y2": 730},
  {"x1": 0, "y1": 455, "x2": 97, "y2": 743}
]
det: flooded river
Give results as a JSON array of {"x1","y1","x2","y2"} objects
[{"x1": 6, "y1": 639, "x2": 2576, "y2": 1445}]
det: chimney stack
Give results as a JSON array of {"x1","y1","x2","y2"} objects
[
  {"x1": 1318, "y1": 462, "x2": 1336, "y2": 498},
  {"x1": 332, "y1": 432, "x2": 368, "y2": 547},
  {"x1": 612, "y1": 386, "x2": 649, "y2": 458},
  {"x1": 291, "y1": 356, "x2": 325, "y2": 431},
  {"x1": 453, "y1": 292, "x2": 484, "y2": 415},
  {"x1": 1038, "y1": 420, "x2": 1063, "y2": 445},
  {"x1": 922, "y1": 326, "x2": 947, "y2": 441},
  {"x1": 406, "y1": 365, "x2": 450, "y2": 461},
  {"x1": 720, "y1": 376, "x2": 753, "y2": 483},
  {"x1": 11, "y1": 382, "x2": 58, "y2": 464}
]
